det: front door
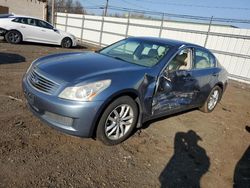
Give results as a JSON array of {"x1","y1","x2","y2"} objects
[
  {"x1": 152, "y1": 48, "x2": 200, "y2": 115},
  {"x1": 36, "y1": 19, "x2": 61, "y2": 44}
]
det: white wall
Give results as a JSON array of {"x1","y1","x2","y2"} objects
[
  {"x1": 55, "y1": 12, "x2": 250, "y2": 84},
  {"x1": 0, "y1": 0, "x2": 46, "y2": 20}
]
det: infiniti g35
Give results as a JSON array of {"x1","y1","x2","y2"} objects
[{"x1": 22, "y1": 37, "x2": 228, "y2": 145}]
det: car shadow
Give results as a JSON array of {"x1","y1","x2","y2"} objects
[
  {"x1": 20, "y1": 41, "x2": 88, "y2": 49},
  {"x1": 233, "y1": 126, "x2": 250, "y2": 188},
  {"x1": 159, "y1": 130, "x2": 210, "y2": 188},
  {"x1": 0, "y1": 39, "x2": 88, "y2": 50},
  {"x1": 141, "y1": 108, "x2": 196, "y2": 130},
  {"x1": 0, "y1": 52, "x2": 26, "y2": 64}
]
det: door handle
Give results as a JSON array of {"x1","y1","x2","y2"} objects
[
  {"x1": 212, "y1": 73, "x2": 218, "y2": 77},
  {"x1": 21, "y1": 26, "x2": 26, "y2": 28},
  {"x1": 41, "y1": 30, "x2": 46, "y2": 32}
]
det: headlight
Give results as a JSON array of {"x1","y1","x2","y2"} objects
[{"x1": 59, "y1": 80, "x2": 111, "y2": 101}]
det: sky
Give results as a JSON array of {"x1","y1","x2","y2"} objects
[{"x1": 79, "y1": 0, "x2": 250, "y2": 20}]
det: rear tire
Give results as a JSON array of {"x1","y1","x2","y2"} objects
[
  {"x1": 200, "y1": 86, "x2": 222, "y2": 113},
  {"x1": 96, "y1": 96, "x2": 138, "y2": 145},
  {"x1": 5, "y1": 30, "x2": 22, "y2": 44},
  {"x1": 61, "y1": 37, "x2": 72, "y2": 48}
]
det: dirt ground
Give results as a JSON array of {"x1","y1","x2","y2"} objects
[{"x1": 0, "y1": 39, "x2": 249, "y2": 188}]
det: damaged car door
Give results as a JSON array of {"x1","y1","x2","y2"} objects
[{"x1": 152, "y1": 48, "x2": 200, "y2": 115}]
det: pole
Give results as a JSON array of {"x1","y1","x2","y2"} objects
[
  {"x1": 204, "y1": 16, "x2": 213, "y2": 47},
  {"x1": 159, "y1": 13, "x2": 164, "y2": 38},
  {"x1": 104, "y1": 0, "x2": 109, "y2": 16},
  {"x1": 51, "y1": 0, "x2": 55, "y2": 26}
]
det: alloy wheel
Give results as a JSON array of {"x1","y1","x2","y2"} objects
[
  {"x1": 8, "y1": 31, "x2": 21, "y2": 43},
  {"x1": 208, "y1": 89, "x2": 219, "y2": 110},
  {"x1": 62, "y1": 38, "x2": 72, "y2": 48},
  {"x1": 104, "y1": 104, "x2": 134, "y2": 140}
]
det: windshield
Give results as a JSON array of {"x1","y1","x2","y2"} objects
[{"x1": 99, "y1": 39, "x2": 171, "y2": 67}]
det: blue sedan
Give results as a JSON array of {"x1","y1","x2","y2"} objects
[{"x1": 22, "y1": 37, "x2": 228, "y2": 145}]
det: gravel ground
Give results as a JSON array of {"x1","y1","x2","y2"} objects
[{"x1": 0, "y1": 40, "x2": 249, "y2": 188}]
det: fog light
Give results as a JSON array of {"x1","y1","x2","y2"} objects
[{"x1": 43, "y1": 111, "x2": 73, "y2": 127}]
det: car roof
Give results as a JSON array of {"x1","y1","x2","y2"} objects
[
  {"x1": 2, "y1": 14, "x2": 39, "y2": 20},
  {"x1": 129, "y1": 36, "x2": 204, "y2": 49}
]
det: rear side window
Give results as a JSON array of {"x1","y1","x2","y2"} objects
[
  {"x1": 12, "y1": 17, "x2": 37, "y2": 26},
  {"x1": 26, "y1": 18, "x2": 37, "y2": 26},
  {"x1": 194, "y1": 49, "x2": 216, "y2": 69}
]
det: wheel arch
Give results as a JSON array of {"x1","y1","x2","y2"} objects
[
  {"x1": 216, "y1": 82, "x2": 224, "y2": 92},
  {"x1": 89, "y1": 89, "x2": 142, "y2": 138}
]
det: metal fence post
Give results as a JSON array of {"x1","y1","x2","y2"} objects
[
  {"x1": 80, "y1": 14, "x2": 85, "y2": 45},
  {"x1": 125, "y1": 11, "x2": 131, "y2": 38},
  {"x1": 159, "y1": 13, "x2": 164, "y2": 38},
  {"x1": 54, "y1": 12, "x2": 57, "y2": 27},
  {"x1": 204, "y1": 16, "x2": 213, "y2": 47},
  {"x1": 65, "y1": 13, "x2": 69, "y2": 32},
  {"x1": 51, "y1": 0, "x2": 55, "y2": 26},
  {"x1": 99, "y1": 15, "x2": 105, "y2": 47}
]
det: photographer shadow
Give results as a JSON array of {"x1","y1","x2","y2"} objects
[
  {"x1": 159, "y1": 130, "x2": 210, "y2": 188},
  {"x1": 233, "y1": 126, "x2": 250, "y2": 188}
]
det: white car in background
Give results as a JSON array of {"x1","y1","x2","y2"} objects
[{"x1": 0, "y1": 14, "x2": 77, "y2": 48}]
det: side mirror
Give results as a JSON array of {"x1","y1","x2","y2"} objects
[
  {"x1": 158, "y1": 76, "x2": 172, "y2": 93},
  {"x1": 53, "y1": 28, "x2": 58, "y2": 32}
]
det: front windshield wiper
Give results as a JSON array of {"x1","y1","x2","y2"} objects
[{"x1": 113, "y1": 56, "x2": 127, "y2": 62}]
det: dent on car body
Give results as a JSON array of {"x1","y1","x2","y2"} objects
[
  {"x1": 136, "y1": 74, "x2": 157, "y2": 116},
  {"x1": 152, "y1": 92, "x2": 195, "y2": 113}
]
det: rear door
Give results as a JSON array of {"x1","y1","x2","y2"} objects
[
  {"x1": 191, "y1": 47, "x2": 218, "y2": 105},
  {"x1": 12, "y1": 18, "x2": 41, "y2": 42}
]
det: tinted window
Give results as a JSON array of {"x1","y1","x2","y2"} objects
[
  {"x1": 194, "y1": 49, "x2": 216, "y2": 69},
  {"x1": 12, "y1": 18, "x2": 37, "y2": 26},
  {"x1": 26, "y1": 18, "x2": 37, "y2": 26},
  {"x1": 37, "y1": 20, "x2": 53, "y2": 29},
  {"x1": 12, "y1": 18, "x2": 20, "y2": 22}
]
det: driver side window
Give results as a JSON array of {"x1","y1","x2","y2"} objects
[{"x1": 167, "y1": 48, "x2": 192, "y2": 72}]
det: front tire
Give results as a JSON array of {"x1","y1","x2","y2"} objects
[
  {"x1": 5, "y1": 30, "x2": 22, "y2": 44},
  {"x1": 61, "y1": 37, "x2": 72, "y2": 48},
  {"x1": 96, "y1": 96, "x2": 138, "y2": 145},
  {"x1": 200, "y1": 86, "x2": 222, "y2": 113}
]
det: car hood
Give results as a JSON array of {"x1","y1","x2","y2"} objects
[{"x1": 34, "y1": 52, "x2": 146, "y2": 83}]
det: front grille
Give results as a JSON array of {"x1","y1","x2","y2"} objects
[{"x1": 28, "y1": 69, "x2": 59, "y2": 95}]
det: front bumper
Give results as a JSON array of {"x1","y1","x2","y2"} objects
[
  {"x1": 72, "y1": 38, "x2": 78, "y2": 47},
  {"x1": 22, "y1": 76, "x2": 104, "y2": 137}
]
